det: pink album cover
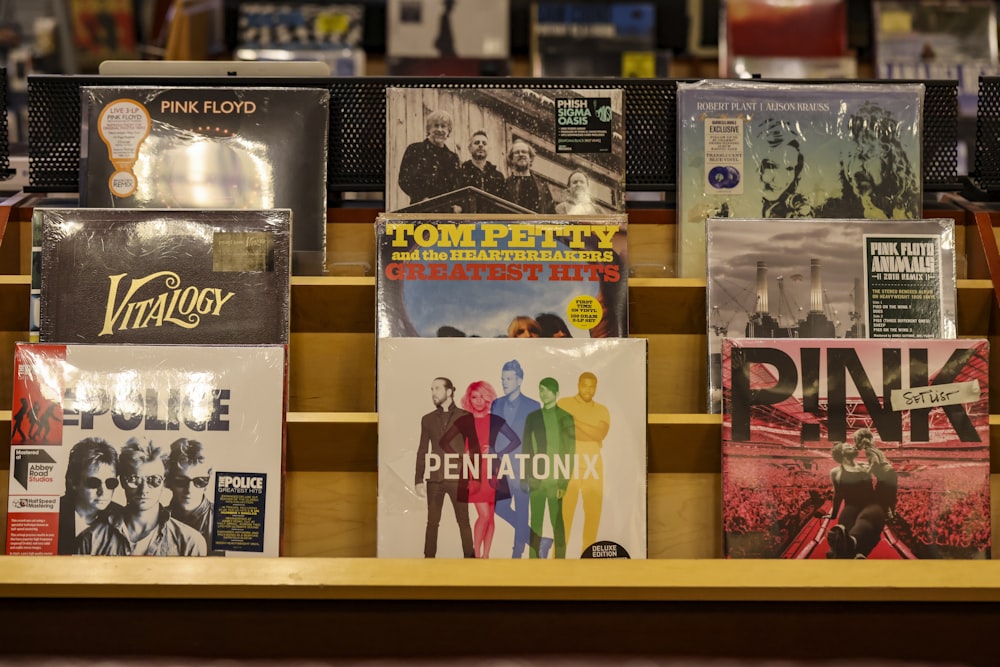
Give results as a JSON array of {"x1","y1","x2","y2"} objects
[{"x1": 722, "y1": 337, "x2": 990, "y2": 559}]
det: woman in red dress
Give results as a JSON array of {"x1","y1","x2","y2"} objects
[{"x1": 444, "y1": 380, "x2": 520, "y2": 558}]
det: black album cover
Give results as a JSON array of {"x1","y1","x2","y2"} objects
[
  {"x1": 38, "y1": 208, "x2": 291, "y2": 345},
  {"x1": 80, "y1": 86, "x2": 329, "y2": 275}
]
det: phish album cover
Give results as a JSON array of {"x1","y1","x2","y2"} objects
[
  {"x1": 376, "y1": 214, "x2": 628, "y2": 338},
  {"x1": 378, "y1": 337, "x2": 647, "y2": 559},
  {"x1": 706, "y1": 217, "x2": 957, "y2": 413},
  {"x1": 676, "y1": 80, "x2": 924, "y2": 278},
  {"x1": 38, "y1": 208, "x2": 291, "y2": 345},
  {"x1": 722, "y1": 337, "x2": 990, "y2": 560},
  {"x1": 80, "y1": 86, "x2": 328, "y2": 275},
  {"x1": 385, "y1": 86, "x2": 624, "y2": 215},
  {"x1": 7, "y1": 343, "x2": 287, "y2": 557}
]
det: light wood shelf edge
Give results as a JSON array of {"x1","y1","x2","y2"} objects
[
  {"x1": 286, "y1": 411, "x2": 378, "y2": 423},
  {"x1": 0, "y1": 557, "x2": 998, "y2": 602},
  {"x1": 649, "y1": 413, "x2": 720, "y2": 426},
  {"x1": 2, "y1": 275, "x2": 992, "y2": 289},
  {"x1": 0, "y1": 275, "x2": 707, "y2": 288},
  {"x1": 292, "y1": 276, "x2": 373, "y2": 287}
]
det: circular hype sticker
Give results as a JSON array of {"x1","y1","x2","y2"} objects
[
  {"x1": 567, "y1": 295, "x2": 602, "y2": 330},
  {"x1": 708, "y1": 165, "x2": 741, "y2": 190},
  {"x1": 108, "y1": 171, "x2": 137, "y2": 198}
]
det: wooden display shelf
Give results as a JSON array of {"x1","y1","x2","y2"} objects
[
  {"x1": 0, "y1": 556, "x2": 999, "y2": 602},
  {"x1": 0, "y1": 198, "x2": 998, "y2": 633}
]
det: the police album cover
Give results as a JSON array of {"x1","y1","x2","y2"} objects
[
  {"x1": 7, "y1": 343, "x2": 287, "y2": 557},
  {"x1": 378, "y1": 337, "x2": 647, "y2": 559},
  {"x1": 38, "y1": 208, "x2": 291, "y2": 345},
  {"x1": 385, "y1": 86, "x2": 624, "y2": 215},
  {"x1": 676, "y1": 80, "x2": 924, "y2": 278},
  {"x1": 722, "y1": 337, "x2": 990, "y2": 560},
  {"x1": 706, "y1": 217, "x2": 958, "y2": 413},
  {"x1": 80, "y1": 85, "x2": 328, "y2": 275},
  {"x1": 376, "y1": 214, "x2": 628, "y2": 338}
]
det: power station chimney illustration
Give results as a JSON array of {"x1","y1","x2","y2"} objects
[
  {"x1": 755, "y1": 261, "x2": 769, "y2": 314},
  {"x1": 852, "y1": 275, "x2": 864, "y2": 337},
  {"x1": 810, "y1": 259, "x2": 823, "y2": 313}
]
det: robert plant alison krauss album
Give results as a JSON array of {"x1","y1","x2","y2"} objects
[
  {"x1": 722, "y1": 338, "x2": 990, "y2": 560},
  {"x1": 377, "y1": 337, "x2": 647, "y2": 559},
  {"x1": 7, "y1": 344, "x2": 287, "y2": 557},
  {"x1": 385, "y1": 86, "x2": 624, "y2": 216},
  {"x1": 676, "y1": 80, "x2": 924, "y2": 279},
  {"x1": 376, "y1": 214, "x2": 628, "y2": 338},
  {"x1": 79, "y1": 85, "x2": 329, "y2": 275},
  {"x1": 37, "y1": 208, "x2": 291, "y2": 345},
  {"x1": 705, "y1": 217, "x2": 958, "y2": 413}
]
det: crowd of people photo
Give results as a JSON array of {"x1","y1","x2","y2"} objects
[
  {"x1": 395, "y1": 108, "x2": 607, "y2": 215},
  {"x1": 724, "y1": 427, "x2": 990, "y2": 560}
]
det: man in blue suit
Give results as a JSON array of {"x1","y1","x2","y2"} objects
[{"x1": 490, "y1": 359, "x2": 540, "y2": 558}]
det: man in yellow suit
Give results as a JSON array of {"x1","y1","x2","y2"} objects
[{"x1": 559, "y1": 372, "x2": 610, "y2": 556}]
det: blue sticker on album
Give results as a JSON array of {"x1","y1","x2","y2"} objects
[{"x1": 709, "y1": 165, "x2": 740, "y2": 189}]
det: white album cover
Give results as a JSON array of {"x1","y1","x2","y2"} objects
[{"x1": 377, "y1": 337, "x2": 646, "y2": 560}]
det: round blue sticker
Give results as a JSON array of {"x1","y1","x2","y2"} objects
[{"x1": 708, "y1": 165, "x2": 740, "y2": 189}]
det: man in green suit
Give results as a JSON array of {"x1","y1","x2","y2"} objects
[{"x1": 522, "y1": 377, "x2": 576, "y2": 558}]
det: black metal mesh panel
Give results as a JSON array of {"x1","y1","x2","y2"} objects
[
  {"x1": 975, "y1": 76, "x2": 1000, "y2": 191},
  {"x1": 27, "y1": 75, "x2": 958, "y2": 194},
  {"x1": 28, "y1": 75, "x2": 86, "y2": 190},
  {"x1": 0, "y1": 67, "x2": 9, "y2": 180},
  {"x1": 922, "y1": 79, "x2": 960, "y2": 191}
]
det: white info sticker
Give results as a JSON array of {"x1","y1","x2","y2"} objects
[
  {"x1": 704, "y1": 117, "x2": 744, "y2": 195},
  {"x1": 890, "y1": 380, "x2": 981, "y2": 411}
]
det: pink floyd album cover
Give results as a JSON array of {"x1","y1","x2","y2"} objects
[
  {"x1": 706, "y1": 217, "x2": 957, "y2": 413},
  {"x1": 80, "y1": 86, "x2": 328, "y2": 275}
]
